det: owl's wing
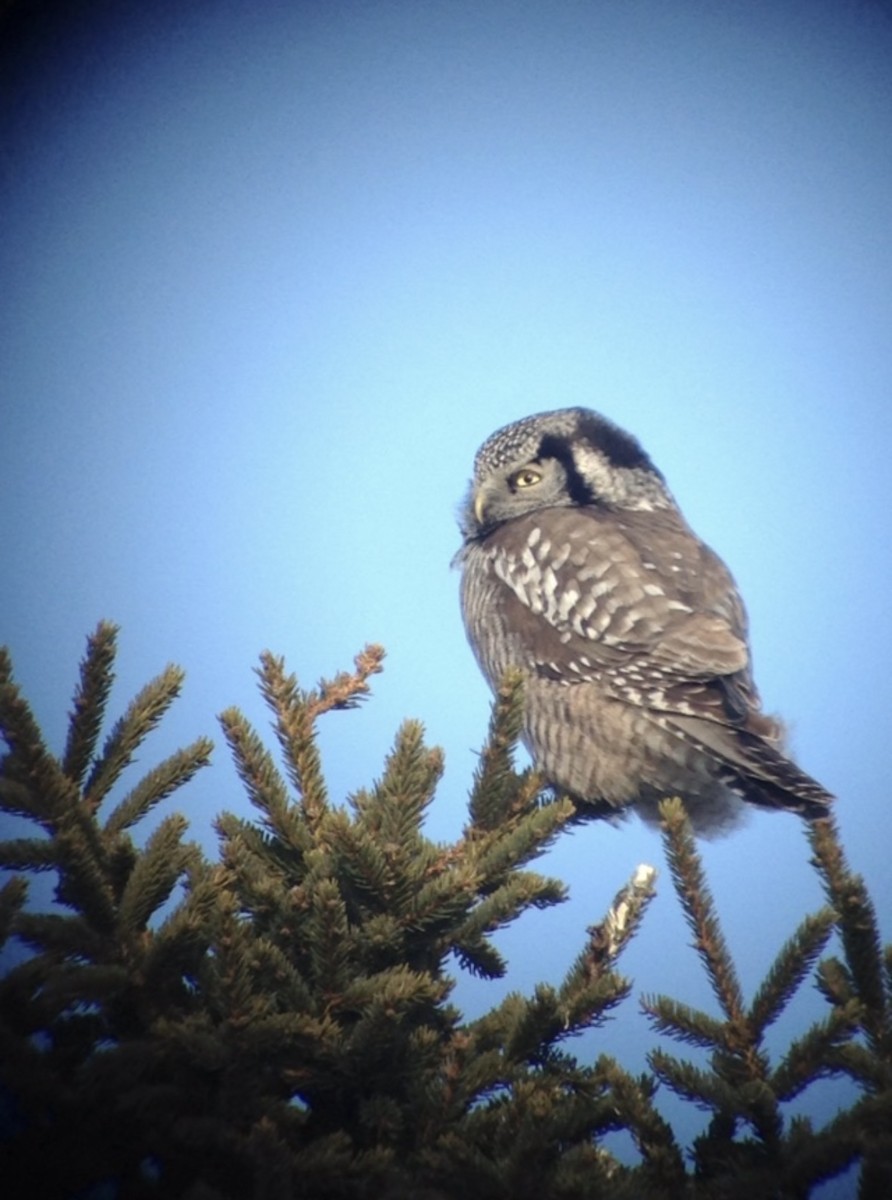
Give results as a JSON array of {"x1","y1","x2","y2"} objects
[{"x1": 484, "y1": 506, "x2": 759, "y2": 723}]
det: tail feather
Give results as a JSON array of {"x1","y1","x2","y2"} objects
[{"x1": 667, "y1": 714, "x2": 834, "y2": 819}]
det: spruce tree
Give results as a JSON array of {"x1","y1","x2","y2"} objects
[{"x1": 1, "y1": 624, "x2": 889, "y2": 1198}]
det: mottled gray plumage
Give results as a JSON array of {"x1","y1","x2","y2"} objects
[{"x1": 457, "y1": 407, "x2": 833, "y2": 835}]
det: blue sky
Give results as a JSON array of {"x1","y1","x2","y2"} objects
[{"x1": 2, "y1": 0, "x2": 890, "y2": 1184}]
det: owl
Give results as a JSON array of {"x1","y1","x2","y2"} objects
[{"x1": 457, "y1": 407, "x2": 833, "y2": 835}]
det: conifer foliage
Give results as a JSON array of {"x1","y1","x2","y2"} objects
[
  {"x1": 643, "y1": 800, "x2": 870, "y2": 1196},
  {"x1": 0, "y1": 622, "x2": 215, "y2": 1197},
  {"x1": 1, "y1": 625, "x2": 890, "y2": 1198}
]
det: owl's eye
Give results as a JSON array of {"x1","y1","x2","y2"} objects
[{"x1": 510, "y1": 467, "x2": 542, "y2": 490}]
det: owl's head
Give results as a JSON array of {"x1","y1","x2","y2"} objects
[{"x1": 460, "y1": 407, "x2": 675, "y2": 538}]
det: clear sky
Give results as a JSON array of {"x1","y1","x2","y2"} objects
[{"x1": 2, "y1": 0, "x2": 890, "y2": 1187}]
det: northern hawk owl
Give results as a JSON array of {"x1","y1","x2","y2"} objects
[{"x1": 457, "y1": 407, "x2": 833, "y2": 835}]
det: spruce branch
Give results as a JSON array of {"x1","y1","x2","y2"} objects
[
  {"x1": 584, "y1": 863, "x2": 657, "y2": 978},
  {"x1": 218, "y1": 706, "x2": 312, "y2": 858},
  {"x1": 224, "y1": 929, "x2": 315, "y2": 1015},
  {"x1": 53, "y1": 810, "x2": 118, "y2": 931},
  {"x1": 103, "y1": 738, "x2": 214, "y2": 837},
  {"x1": 469, "y1": 798, "x2": 574, "y2": 883},
  {"x1": 460, "y1": 876, "x2": 653, "y2": 1071},
  {"x1": 499, "y1": 983, "x2": 583, "y2": 1062},
  {"x1": 815, "y1": 955, "x2": 856, "y2": 1008},
  {"x1": 342, "y1": 963, "x2": 450, "y2": 1022},
  {"x1": 780, "y1": 1115, "x2": 856, "y2": 1199},
  {"x1": 648, "y1": 1046, "x2": 744, "y2": 1114},
  {"x1": 595, "y1": 1054, "x2": 687, "y2": 1186},
  {"x1": 808, "y1": 820, "x2": 892, "y2": 1200},
  {"x1": 467, "y1": 669, "x2": 541, "y2": 831},
  {"x1": 306, "y1": 876, "x2": 352, "y2": 997},
  {"x1": 12, "y1": 910, "x2": 107, "y2": 961},
  {"x1": 211, "y1": 645, "x2": 673, "y2": 1193},
  {"x1": 1, "y1": 649, "x2": 79, "y2": 827},
  {"x1": 0, "y1": 875, "x2": 27, "y2": 948},
  {"x1": 403, "y1": 861, "x2": 481, "y2": 939},
  {"x1": 0, "y1": 774, "x2": 32, "y2": 817},
  {"x1": 646, "y1": 797, "x2": 877, "y2": 1178},
  {"x1": 658, "y1": 796, "x2": 746, "y2": 1026},
  {"x1": 314, "y1": 643, "x2": 386, "y2": 716},
  {"x1": 62, "y1": 620, "x2": 119, "y2": 787},
  {"x1": 255, "y1": 651, "x2": 330, "y2": 828},
  {"x1": 469, "y1": 865, "x2": 565, "y2": 923},
  {"x1": 31, "y1": 961, "x2": 131, "y2": 1013},
  {"x1": 0, "y1": 835, "x2": 57, "y2": 872},
  {"x1": 827, "y1": 1042, "x2": 889, "y2": 1091},
  {"x1": 251, "y1": 644, "x2": 384, "y2": 836},
  {"x1": 450, "y1": 872, "x2": 566, "y2": 979},
  {"x1": 361, "y1": 719, "x2": 444, "y2": 852},
  {"x1": 809, "y1": 814, "x2": 888, "y2": 1046},
  {"x1": 771, "y1": 1004, "x2": 862, "y2": 1102},
  {"x1": 1, "y1": 629, "x2": 218, "y2": 1190},
  {"x1": 641, "y1": 994, "x2": 732, "y2": 1052},
  {"x1": 748, "y1": 907, "x2": 837, "y2": 1037},
  {"x1": 326, "y1": 805, "x2": 398, "y2": 905},
  {"x1": 450, "y1": 929, "x2": 508, "y2": 979},
  {"x1": 117, "y1": 812, "x2": 197, "y2": 932},
  {"x1": 83, "y1": 664, "x2": 187, "y2": 812},
  {"x1": 781, "y1": 1108, "x2": 863, "y2": 1196}
]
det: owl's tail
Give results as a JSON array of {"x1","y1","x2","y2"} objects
[{"x1": 667, "y1": 714, "x2": 834, "y2": 819}]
